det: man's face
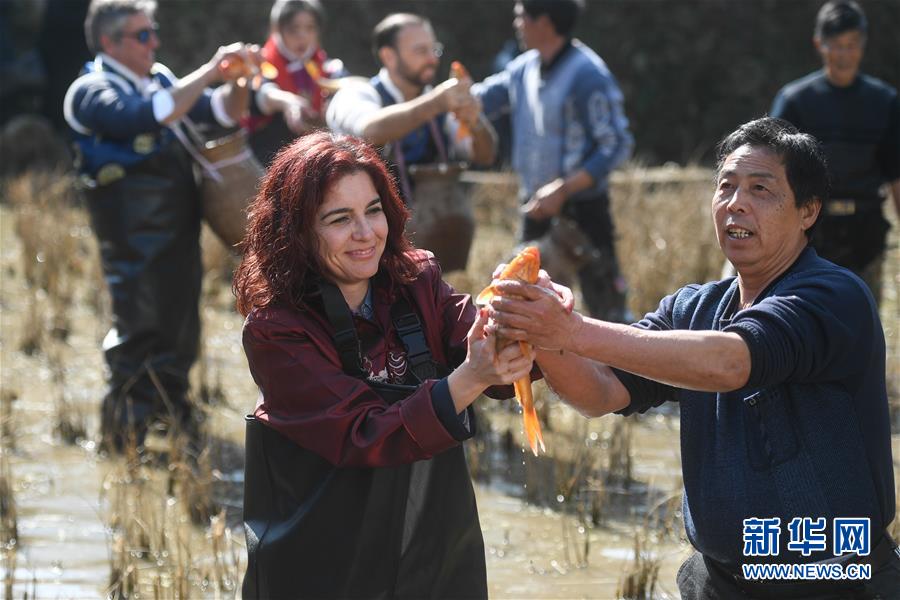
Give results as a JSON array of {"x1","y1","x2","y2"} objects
[
  {"x1": 815, "y1": 30, "x2": 865, "y2": 87},
  {"x1": 387, "y1": 24, "x2": 441, "y2": 89},
  {"x1": 712, "y1": 144, "x2": 819, "y2": 280},
  {"x1": 513, "y1": 2, "x2": 538, "y2": 50},
  {"x1": 103, "y1": 12, "x2": 159, "y2": 76}
]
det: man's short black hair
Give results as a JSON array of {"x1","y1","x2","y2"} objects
[
  {"x1": 371, "y1": 13, "x2": 429, "y2": 60},
  {"x1": 814, "y1": 0, "x2": 867, "y2": 40},
  {"x1": 716, "y1": 117, "x2": 829, "y2": 237},
  {"x1": 521, "y1": 0, "x2": 584, "y2": 37}
]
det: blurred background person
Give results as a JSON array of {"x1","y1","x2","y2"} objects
[
  {"x1": 770, "y1": 0, "x2": 899, "y2": 304},
  {"x1": 474, "y1": 0, "x2": 634, "y2": 322},
  {"x1": 326, "y1": 12, "x2": 496, "y2": 272},
  {"x1": 245, "y1": 0, "x2": 346, "y2": 165},
  {"x1": 63, "y1": 0, "x2": 253, "y2": 451},
  {"x1": 326, "y1": 12, "x2": 495, "y2": 187},
  {"x1": 236, "y1": 132, "x2": 530, "y2": 598}
]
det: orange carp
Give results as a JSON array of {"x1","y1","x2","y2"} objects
[
  {"x1": 476, "y1": 246, "x2": 546, "y2": 456},
  {"x1": 450, "y1": 61, "x2": 472, "y2": 141},
  {"x1": 218, "y1": 56, "x2": 278, "y2": 87}
]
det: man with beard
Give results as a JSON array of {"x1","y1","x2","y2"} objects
[{"x1": 326, "y1": 14, "x2": 496, "y2": 248}]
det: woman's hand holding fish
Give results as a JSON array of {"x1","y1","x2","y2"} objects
[
  {"x1": 466, "y1": 308, "x2": 534, "y2": 386},
  {"x1": 448, "y1": 308, "x2": 534, "y2": 413}
]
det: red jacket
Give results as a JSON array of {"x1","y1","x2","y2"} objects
[{"x1": 244, "y1": 252, "x2": 499, "y2": 467}]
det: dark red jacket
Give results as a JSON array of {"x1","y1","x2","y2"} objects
[
  {"x1": 244, "y1": 252, "x2": 491, "y2": 467},
  {"x1": 241, "y1": 253, "x2": 498, "y2": 598}
]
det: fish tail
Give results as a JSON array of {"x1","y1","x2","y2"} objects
[{"x1": 515, "y1": 377, "x2": 544, "y2": 456}]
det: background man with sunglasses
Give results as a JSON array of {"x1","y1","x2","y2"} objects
[{"x1": 64, "y1": 0, "x2": 252, "y2": 452}]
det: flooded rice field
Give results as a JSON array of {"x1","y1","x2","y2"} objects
[{"x1": 2, "y1": 170, "x2": 899, "y2": 599}]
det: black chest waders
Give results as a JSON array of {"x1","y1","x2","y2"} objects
[
  {"x1": 84, "y1": 142, "x2": 202, "y2": 448},
  {"x1": 242, "y1": 282, "x2": 487, "y2": 599}
]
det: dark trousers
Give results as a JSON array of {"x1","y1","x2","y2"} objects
[
  {"x1": 522, "y1": 191, "x2": 628, "y2": 322},
  {"x1": 85, "y1": 147, "x2": 202, "y2": 432},
  {"x1": 677, "y1": 535, "x2": 900, "y2": 600},
  {"x1": 811, "y1": 208, "x2": 890, "y2": 277}
]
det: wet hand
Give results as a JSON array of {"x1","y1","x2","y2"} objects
[
  {"x1": 453, "y1": 95, "x2": 482, "y2": 128},
  {"x1": 435, "y1": 76, "x2": 473, "y2": 113},
  {"x1": 488, "y1": 281, "x2": 581, "y2": 351},
  {"x1": 213, "y1": 43, "x2": 256, "y2": 82},
  {"x1": 487, "y1": 265, "x2": 575, "y2": 314},
  {"x1": 464, "y1": 308, "x2": 533, "y2": 387},
  {"x1": 522, "y1": 179, "x2": 567, "y2": 221},
  {"x1": 536, "y1": 270, "x2": 575, "y2": 314}
]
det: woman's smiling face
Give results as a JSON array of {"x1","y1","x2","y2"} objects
[{"x1": 314, "y1": 171, "x2": 388, "y2": 293}]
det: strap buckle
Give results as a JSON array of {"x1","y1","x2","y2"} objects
[{"x1": 825, "y1": 199, "x2": 856, "y2": 216}]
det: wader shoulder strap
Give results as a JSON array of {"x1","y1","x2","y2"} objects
[
  {"x1": 318, "y1": 280, "x2": 439, "y2": 382},
  {"x1": 390, "y1": 297, "x2": 438, "y2": 382},
  {"x1": 318, "y1": 281, "x2": 366, "y2": 378}
]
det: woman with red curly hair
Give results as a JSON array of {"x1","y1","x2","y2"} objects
[{"x1": 236, "y1": 131, "x2": 530, "y2": 599}]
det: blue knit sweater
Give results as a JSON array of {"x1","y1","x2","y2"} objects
[
  {"x1": 615, "y1": 247, "x2": 894, "y2": 567},
  {"x1": 474, "y1": 40, "x2": 633, "y2": 199}
]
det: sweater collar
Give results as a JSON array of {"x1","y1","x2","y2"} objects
[
  {"x1": 742, "y1": 245, "x2": 818, "y2": 308},
  {"x1": 95, "y1": 53, "x2": 153, "y2": 91},
  {"x1": 540, "y1": 39, "x2": 574, "y2": 76}
]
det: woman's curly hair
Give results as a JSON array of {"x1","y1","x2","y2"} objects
[{"x1": 234, "y1": 131, "x2": 420, "y2": 316}]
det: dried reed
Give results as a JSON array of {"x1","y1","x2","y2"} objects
[
  {"x1": 47, "y1": 344, "x2": 88, "y2": 444},
  {"x1": 616, "y1": 526, "x2": 662, "y2": 600},
  {"x1": 6, "y1": 170, "x2": 98, "y2": 356}
]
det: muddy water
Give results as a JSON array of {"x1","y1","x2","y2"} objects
[
  {"x1": 478, "y1": 486, "x2": 689, "y2": 599},
  {"x1": 4, "y1": 442, "x2": 108, "y2": 598},
  {"x1": 1, "y1": 294, "x2": 692, "y2": 598},
  {"x1": 1, "y1": 424, "x2": 690, "y2": 599},
  {"x1": 6, "y1": 436, "x2": 900, "y2": 598},
  {"x1": 2, "y1": 202, "x2": 900, "y2": 599}
]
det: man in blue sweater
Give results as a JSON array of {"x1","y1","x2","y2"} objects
[
  {"x1": 488, "y1": 117, "x2": 898, "y2": 599},
  {"x1": 474, "y1": 0, "x2": 633, "y2": 322}
]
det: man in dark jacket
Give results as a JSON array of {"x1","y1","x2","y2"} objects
[
  {"x1": 770, "y1": 0, "x2": 900, "y2": 303},
  {"x1": 489, "y1": 117, "x2": 898, "y2": 599},
  {"x1": 64, "y1": 0, "x2": 251, "y2": 450}
]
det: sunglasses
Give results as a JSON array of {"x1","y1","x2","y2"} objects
[{"x1": 119, "y1": 23, "x2": 159, "y2": 44}]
